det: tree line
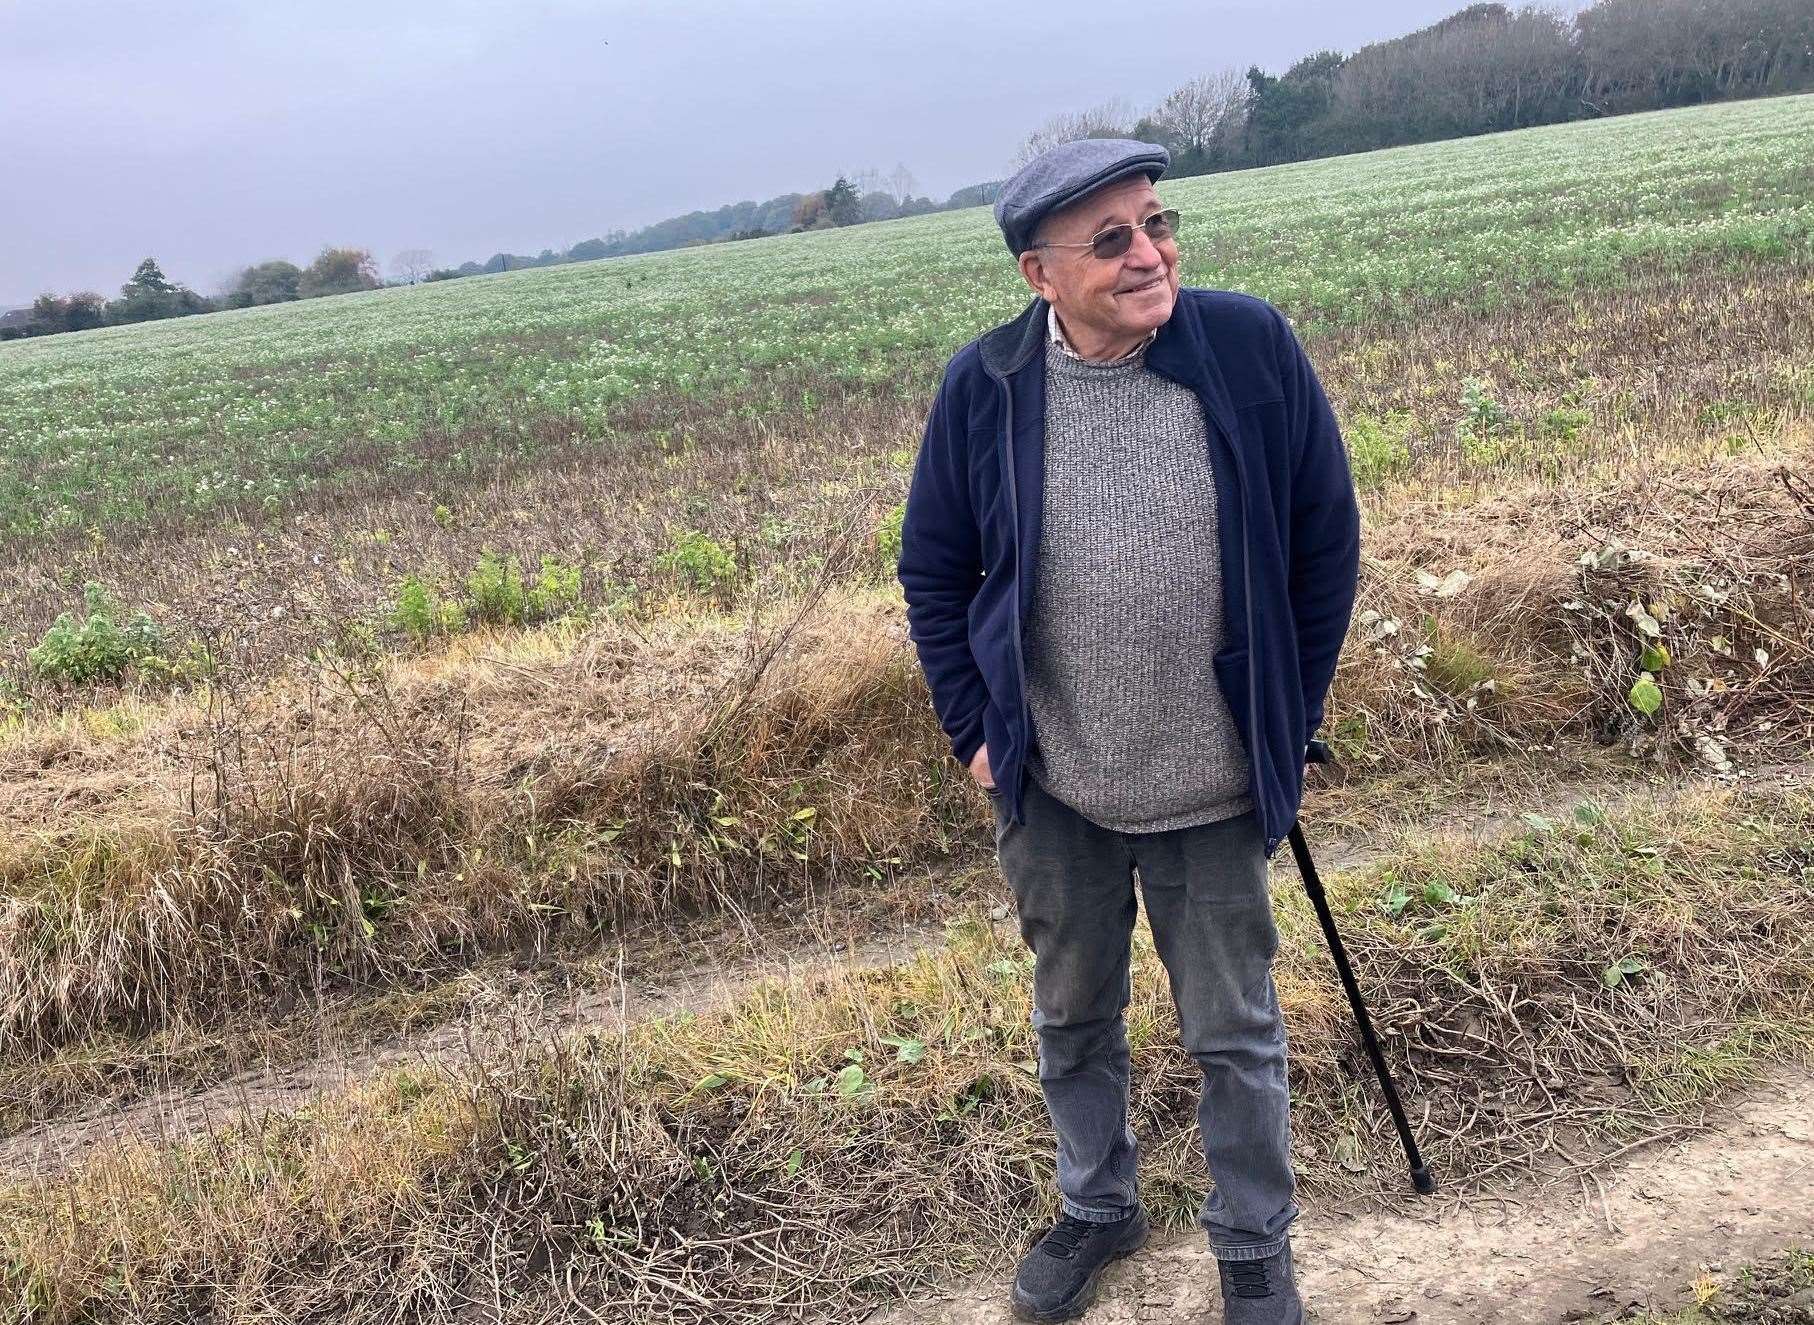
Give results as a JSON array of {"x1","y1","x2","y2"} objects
[
  {"x1": 0, "y1": 247, "x2": 392, "y2": 341},
  {"x1": 8, "y1": 0, "x2": 1811, "y2": 340},
  {"x1": 1023, "y1": 0, "x2": 1813, "y2": 175},
  {"x1": 424, "y1": 166, "x2": 981, "y2": 281}
]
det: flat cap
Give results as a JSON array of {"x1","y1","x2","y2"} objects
[{"x1": 993, "y1": 138, "x2": 1170, "y2": 257}]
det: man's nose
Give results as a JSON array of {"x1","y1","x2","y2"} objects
[{"x1": 1124, "y1": 226, "x2": 1163, "y2": 267}]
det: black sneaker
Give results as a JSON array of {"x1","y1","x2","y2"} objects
[
  {"x1": 1215, "y1": 1240, "x2": 1304, "y2": 1325},
  {"x1": 1010, "y1": 1206, "x2": 1150, "y2": 1322}
]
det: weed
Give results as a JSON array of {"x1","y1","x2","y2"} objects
[
  {"x1": 27, "y1": 583, "x2": 167, "y2": 686},
  {"x1": 658, "y1": 530, "x2": 738, "y2": 592},
  {"x1": 393, "y1": 575, "x2": 464, "y2": 639}
]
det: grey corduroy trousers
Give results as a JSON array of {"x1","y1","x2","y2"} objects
[{"x1": 989, "y1": 774, "x2": 1300, "y2": 1260}]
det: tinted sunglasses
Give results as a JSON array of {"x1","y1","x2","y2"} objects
[{"x1": 1033, "y1": 208, "x2": 1180, "y2": 260}]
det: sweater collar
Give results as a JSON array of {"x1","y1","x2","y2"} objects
[{"x1": 1047, "y1": 304, "x2": 1156, "y2": 364}]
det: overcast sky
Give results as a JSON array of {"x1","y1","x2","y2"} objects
[{"x1": 2, "y1": 0, "x2": 1473, "y2": 305}]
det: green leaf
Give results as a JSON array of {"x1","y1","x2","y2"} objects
[
  {"x1": 791, "y1": 806, "x2": 817, "y2": 822},
  {"x1": 694, "y1": 1073, "x2": 728, "y2": 1092},
  {"x1": 1628, "y1": 673, "x2": 1663, "y2": 716},
  {"x1": 1602, "y1": 955, "x2": 1648, "y2": 987},
  {"x1": 1639, "y1": 643, "x2": 1671, "y2": 672},
  {"x1": 834, "y1": 1063, "x2": 868, "y2": 1098},
  {"x1": 1334, "y1": 1132, "x2": 1369, "y2": 1173},
  {"x1": 785, "y1": 1149, "x2": 803, "y2": 1178},
  {"x1": 881, "y1": 1035, "x2": 926, "y2": 1064},
  {"x1": 1520, "y1": 812, "x2": 1556, "y2": 834},
  {"x1": 1381, "y1": 881, "x2": 1413, "y2": 917}
]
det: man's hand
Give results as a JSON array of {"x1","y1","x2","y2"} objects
[{"x1": 969, "y1": 744, "x2": 996, "y2": 790}]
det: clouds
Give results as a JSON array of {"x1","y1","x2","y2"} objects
[{"x1": 0, "y1": 0, "x2": 1463, "y2": 303}]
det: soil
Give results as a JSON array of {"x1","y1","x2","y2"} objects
[{"x1": 871, "y1": 1064, "x2": 1814, "y2": 1324}]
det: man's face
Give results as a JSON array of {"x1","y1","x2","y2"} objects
[{"x1": 1016, "y1": 174, "x2": 1178, "y2": 351}]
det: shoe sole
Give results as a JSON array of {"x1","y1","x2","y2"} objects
[{"x1": 1009, "y1": 1217, "x2": 1152, "y2": 1323}]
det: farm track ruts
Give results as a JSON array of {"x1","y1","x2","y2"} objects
[{"x1": 4, "y1": 757, "x2": 1803, "y2": 1182}]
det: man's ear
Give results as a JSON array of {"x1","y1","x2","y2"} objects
[{"x1": 1018, "y1": 249, "x2": 1054, "y2": 301}]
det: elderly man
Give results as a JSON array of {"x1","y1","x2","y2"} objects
[{"x1": 897, "y1": 139, "x2": 1360, "y2": 1323}]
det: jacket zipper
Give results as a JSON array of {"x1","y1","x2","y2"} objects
[
  {"x1": 1000, "y1": 375, "x2": 1031, "y2": 824},
  {"x1": 1203, "y1": 403, "x2": 1269, "y2": 854}
]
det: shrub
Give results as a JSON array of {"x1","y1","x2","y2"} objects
[
  {"x1": 1345, "y1": 412, "x2": 1413, "y2": 487},
  {"x1": 393, "y1": 575, "x2": 464, "y2": 639},
  {"x1": 876, "y1": 502, "x2": 905, "y2": 569},
  {"x1": 657, "y1": 530, "x2": 737, "y2": 592},
  {"x1": 527, "y1": 555, "x2": 583, "y2": 620},
  {"x1": 28, "y1": 583, "x2": 167, "y2": 685},
  {"x1": 1454, "y1": 377, "x2": 1513, "y2": 463},
  {"x1": 465, "y1": 550, "x2": 528, "y2": 626}
]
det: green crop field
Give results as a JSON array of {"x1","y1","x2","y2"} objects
[{"x1": 2, "y1": 93, "x2": 1811, "y2": 542}]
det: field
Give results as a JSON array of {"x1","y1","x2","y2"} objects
[{"x1": 2, "y1": 95, "x2": 1813, "y2": 1323}]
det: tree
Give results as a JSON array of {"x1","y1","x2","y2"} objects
[
  {"x1": 1148, "y1": 70, "x2": 1248, "y2": 168},
  {"x1": 225, "y1": 259, "x2": 303, "y2": 308},
  {"x1": 824, "y1": 176, "x2": 862, "y2": 227},
  {"x1": 120, "y1": 257, "x2": 174, "y2": 301},
  {"x1": 109, "y1": 258, "x2": 210, "y2": 324},
  {"x1": 17, "y1": 292, "x2": 106, "y2": 336},
  {"x1": 859, "y1": 190, "x2": 902, "y2": 223},
  {"x1": 945, "y1": 181, "x2": 1003, "y2": 210},
  {"x1": 390, "y1": 248, "x2": 435, "y2": 285},
  {"x1": 791, "y1": 192, "x2": 831, "y2": 231},
  {"x1": 886, "y1": 162, "x2": 919, "y2": 204},
  {"x1": 1243, "y1": 51, "x2": 1346, "y2": 164},
  {"x1": 298, "y1": 247, "x2": 381, "y2": 298},
  {"x1": 1012, "y1": 99, "x2": 1135, "y2": 170}
]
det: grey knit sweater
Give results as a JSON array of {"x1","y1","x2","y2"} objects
[{"x1": 1024, "y1": 340, "x2": 1253, "y2": 833}]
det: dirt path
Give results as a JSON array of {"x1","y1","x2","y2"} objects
[
  {"x1": 874, "y1": 1064, "x2": 1814, "y2": 1325},
  {"x1": 2, "y1": 759, "x2": 1805, "y2": 1182}
]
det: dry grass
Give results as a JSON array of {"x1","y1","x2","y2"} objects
[
  {"x1": 1330, "y1": 436, "x2": 1814, "y2": 773},
  {"x1": 4, "y1": 438, "x2": 1814, "y2": 1070},
  {"x1": 2, "y1": 778, "x2": 1809, "y2": 1323}
]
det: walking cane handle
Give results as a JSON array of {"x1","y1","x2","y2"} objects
[{"x1": 1306, "y1": 736, "x2": 1335, "y2": 767}]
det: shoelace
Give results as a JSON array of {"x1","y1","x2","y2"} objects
[
  {"x1": 1224, "y1": 1260, "x2": 1274, "y2": 1299},
  {"x1": 1039, "y1": 1215, "x2": 1101, "y2": 1260}
]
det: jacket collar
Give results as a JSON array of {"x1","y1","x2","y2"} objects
[
  {"x1": 975, "y1": 288, "x2": 1241, "y2": 449},
  {"x1": 986, "y1": 297, "x2": 1182, "y2": 379},
  {"x1": 978, "y1": 296, "x2": 1048, "y2": 381}
]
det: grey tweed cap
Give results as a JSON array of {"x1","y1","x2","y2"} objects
[{"x1": 993, "y1": 138, "x2": 1170, "y2": 256}]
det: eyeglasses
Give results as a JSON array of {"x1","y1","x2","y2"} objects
[{"x1": 1032, "y1": 208, "x2": 1180, "y2": 260}]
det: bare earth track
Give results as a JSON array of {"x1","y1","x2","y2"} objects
[
  {"x1": 874, "y1": 1064, "x2": 1814, "y2": 1325},
  {"x1": 5, "y1": 761, "x2": 1807, "y2": 1194}
]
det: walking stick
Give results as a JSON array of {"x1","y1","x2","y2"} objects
[{"x1": 1291, "y1": 738, "x2": 1436, "y2": 1195}]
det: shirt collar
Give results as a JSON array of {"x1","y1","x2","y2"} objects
[{"x1": 1047, "y1": 304, "x2": 1157, "y2": 363}]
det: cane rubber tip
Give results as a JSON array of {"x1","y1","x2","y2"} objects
[{"x1": 1411, "y1": 1166, "x2": 1436, "y2": 1196}]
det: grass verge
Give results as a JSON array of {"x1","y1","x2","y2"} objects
[
  {"x1": 3, "y1": 779, "x2": 1810, "y2": 1323},
  {"x1": 4, "y1": 439, "x2": 1814, "y2": 1066}
]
